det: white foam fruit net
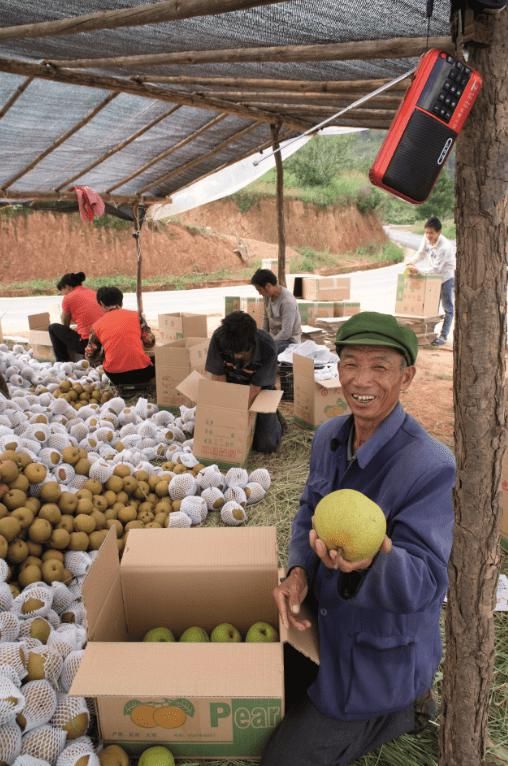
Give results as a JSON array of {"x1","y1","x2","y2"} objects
[
  {"x1": 0, "y1": 676, "x2": 25, "y2": 726},
  {"x1": 26, "y1": 647, "x2": 63, "y2": 686},
  {"x1": 50, "y1": 695, "x2": 89, "y2": 739},
  {"x1": 55, "y1": 738, "x2": 99, "y2": 766},
  {"x1": 59, "y1": 652, "x2": 84, "y2": 694},
  {"x1": 0, "y1": 612, "x2": 20, "y2": 642},
  {"x1": 14, "y1": 587, "x2": 53, "y2": 619},
  {"x1": 0, "y1": 723, "x2": 22, "y2": 764},
  {"x1": 13, "y1": 754, "x2": 52, "y2": 766},
  {"x1": 20, "y1": 725, "x2": 67, "y2": 763},
  {"x1": 0, "y1": 643, "x2": 27, "y2": 682},
  {"x1": 0, "y1": 581, "x2": 14, "y2": 611},
  {"x1": 17, "y1": 680, "x2": 57, "y2": 733}
]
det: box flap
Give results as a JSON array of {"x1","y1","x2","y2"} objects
[
  {"x1": 70, "y1": 642, "x2": 283, "y2": 698},
  {"x1": 175, "y1": 370, "x2": 204, "y2": 403},
  {"x1": 82, "y1": 528, "x2": 120, "y2": 638},
  {"x1": 28, "y1": 312, "x2": 50, "y2": 330},
  {"x1": 198, "y1": 378, "x2": 250, "y2": 409},
  {"x1": 277, "y1": 569, "x2": 320, "y2": 665},
  {"x1": 249, "y1": 389, "x2": 283, "y2": 413},
  {"x1": 292, "y1": 353, "x2": 314, "y2": 379}
]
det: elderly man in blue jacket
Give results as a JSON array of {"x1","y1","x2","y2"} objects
[{"x1": 262, "y1": 311, "x2": 455, "y2": 766}]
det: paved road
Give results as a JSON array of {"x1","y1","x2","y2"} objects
[{"x1": 0, "y1": 263, "x2": 410, "y2": 337}]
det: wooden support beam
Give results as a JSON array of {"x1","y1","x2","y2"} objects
[
  {"x1": 0, "y1": 189, "x2": 158, "y2": 204},
  {"x1": 192, "y1": 90, "x2": 402, "y2": 108},
  {"x1": 0, "y1": 56, "x2": 311, "y2": 132},
  {"x1": 0, "y1": 0, "x2": 286, "y2": 41},
  {"x1": 271, "y1": 123, "x2": 286, "y2": 288},
  {"x1": 133, "y1": 74, "x2": 410, "y2": 93},
  {"x1": 0, "y1": 77, "x2": 33, "y2": 119},
  {"x1": 55, "y1": 105, "x2": 182, "y2": 191},
  {"x1": 50, "y1": 35, "x2": 452, "y2": 69},
  {"x1": 246, "y1": 104, "x2": 395, "y2": 120},
  {"x1": 137, "y1": 122, "x2": 261, "y2": 194},
  {"x1": 2, "y1": 92, "x2": 118, "y2": 190},
  {"x1": 106, "y1": 112, "x2": 228, "y2": 194}
]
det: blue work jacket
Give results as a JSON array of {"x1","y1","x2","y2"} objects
[{"x1": 288, "y1": 404, "x2": 455, "y2": 720}]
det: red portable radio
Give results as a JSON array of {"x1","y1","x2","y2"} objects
[{"x1": 369, "y1": 49, "x2": 482, "y2": 204}]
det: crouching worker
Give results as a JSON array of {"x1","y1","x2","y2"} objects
[
  {"x1": 262, "y1": 311, "x2": 455, "y2": 766},
  {"x1": 205, "y1": 310, "x2": 282, "y2": 453},
  {"x1": 85, "y1": 286, "x2": 155, "y2": 386},
  {"x1": 49, "y1": 272, "x2": 104, "y2": 361}
]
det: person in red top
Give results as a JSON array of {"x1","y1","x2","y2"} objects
[
  {"x1": 48, "y1": 272, "x2": 104, "y2": 361},
  {"x1": 85, "y1": 286, "x2": 155, "y2": 385}
]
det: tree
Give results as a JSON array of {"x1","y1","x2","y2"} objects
[
  {"x1": 439, "y1": 8, "x2": 508, "y2": 766},
  {"x1": 416, "y1": 171, "x2": 455, "y2": 221}
]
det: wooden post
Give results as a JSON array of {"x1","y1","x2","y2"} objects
[
  {"x1": 439, "y1": 8, "x2": 507, "y2": 766},
  {"x1": 270, "y1": 123, "x2": 286, "y2": 288},
  {"x1": 133, "y1": 204, "x2": 144, "y2": 317}
]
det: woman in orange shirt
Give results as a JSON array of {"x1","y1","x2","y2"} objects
[
  {"x1": 48, "y1": 272, "x2": 104, "y2": 361},
  {"x1": 85, "y1": 286, "x2": 155, "y2": 385}
]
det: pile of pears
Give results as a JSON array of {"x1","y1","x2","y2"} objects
[
  {"x1": 143, "y1": 620, "x2": 279, "y2": 643},
  {"x1": 51, "y1": 378, "x2": 115, "y2": 409},
  {"x1": 0, "y1": 449, "x2": 206, "y2": 594}
]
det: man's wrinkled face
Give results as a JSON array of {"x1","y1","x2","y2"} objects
[
  {"x1": 338, "y1": 345, "x2": 415, "y2": 429},
  {"x1": 424, "y1": 226, "x2": 440, "y2": 246}
]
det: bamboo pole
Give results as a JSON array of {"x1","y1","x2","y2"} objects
[
  {"x1": 0, "y1": 189, "x2": 158, "y2": 204},
  {"x1": 0, "y1": 57, "x2": 311, "y2": 131},
  {"x1": 0, "y1": 0, "x2": 287, "y2": 41},
  {"x1": 239, "y1": 104, "x2": 395, "y2": 120},
  {"x1": 0, "y1": 77, "x2": 33, "y2": 119},
  {"x1": 138, "y1": 121, "x2": 261, "y2": 194},
  {"x1": 133, "y1": 74, "x2": 410, "y2": 93},
  {"x1": 55, "y1": 105, "x2": 182, "y2": 191},
  {"x1": 270, "y1": 123, "x2": 286, "y2": 288},
  {"x1": 2, "y1": 92, "x2": 118, "y2": 190},
  {"x1": 50, "y1": 35, "x2": 452, "y2": 69},
  {"x1": 182, "y1": 90, "x2": 402, "y2": 108},
  {"x1": 133, "y1": 204, "x2": 144, "y2": 317},
  {"x1": 106, "y1": 112, "x2": 228, "y2": 193}
]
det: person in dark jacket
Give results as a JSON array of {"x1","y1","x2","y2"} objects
[
  {"x1": 262, "y1": 311, "x2": 455, "y2": 766},
  {"x1": 205, "y1": 310, "x2": 282, "y2": 453}
]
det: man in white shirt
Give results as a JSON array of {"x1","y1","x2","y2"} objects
[{"x1": 407, "y1": 217, "x2": 456, "y2": 346}]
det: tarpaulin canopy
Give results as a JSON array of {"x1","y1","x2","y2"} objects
[{"x1": 0, "y1": 0, "x2": 453, "y2": 211}]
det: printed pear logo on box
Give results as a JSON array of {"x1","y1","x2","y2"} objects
[{"x1": 125, "y1": 698, "x2": 194, "y2": 730}]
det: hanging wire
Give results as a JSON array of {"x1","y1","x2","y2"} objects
[{"x1": 253, "y1": 66, "x2": 416, "y2": 167}]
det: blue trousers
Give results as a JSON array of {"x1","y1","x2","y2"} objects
[{"x1": 440, "y1": 278, "x2": 455, "y2": 340}]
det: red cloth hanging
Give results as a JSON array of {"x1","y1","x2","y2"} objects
[{"x1": 74, "y1": 185, "x2": 106, "y2": 222}]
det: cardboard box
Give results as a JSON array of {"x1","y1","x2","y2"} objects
[
  {"x1": 224, "y1": 296, "x2": 264, "y2": 328},
  {"x1": 297, "y1": 300, "x2": 335, "y2": 324},
  {"x1": 293, "y1": 354, "x2": 349, "y2": 429},
  {"x1": 155, "y1": 338, "x2": 209, "y2": 409},
  {"x1": 177, "y1": 371, "x2": 282, "y2": 466},
  {"x1": 333, "y1": 301, "x2": 361, "y2": 317},
  {"x1": 158, "y1": 313, "x2": 221, "y2": 344},
  {"x1": 293, "y1": 275, "x2": 351, "y2": 301},
  {"x1": 27, "y1": 312, "x2": 54, "y2": 361},
  {"x1": 71, "y1": 527, "x2": 319, "y2": 759},
  {"x1": 395, "y1": 274, "x2": 442, "y2": 317}
]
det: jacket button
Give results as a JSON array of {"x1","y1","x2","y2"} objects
[{"x1": 320, "y1": 608, "x2": 327, "y2": 616}]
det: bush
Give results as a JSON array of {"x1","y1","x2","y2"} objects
[
  {"x1": 355, "y1": 186, "x2": 382, "y2": 214},
  {"x1": 415, "y1": 171, "x2": 455, "y2": 221}
]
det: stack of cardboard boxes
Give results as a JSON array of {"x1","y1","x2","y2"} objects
[
  {"x1": 71, "y1": 527, "x2": 318, "y2": 760},
  {"x1": 394, "y1": 273, "x2": 443, "y2": 345},
  {"x1": 224, "y1": 296, "x2": 265, "y2": 328}
]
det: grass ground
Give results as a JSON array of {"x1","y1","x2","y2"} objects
[{"x1": 189, "y1": 400, "x2": 508, "y2": 766}]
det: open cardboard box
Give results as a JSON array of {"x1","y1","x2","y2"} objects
[
  {"x1": 155, "y1": 338, "x2": 209, "y2": 410},
  {"x1": 71, "y1": 527, "x2": 319, "y2": 760},
  {"x1": 293, "y1": 354, "x2": 349, "y2": 429},
  {"x1": 158, "y1": 313, "x2": 221, "y2": 344},
  {"x1": 28, "y1": 312, "x2": 54, "y2": 361},
  {"x1": 176, "y1": 371, "x2": 282, "y2": 466}
]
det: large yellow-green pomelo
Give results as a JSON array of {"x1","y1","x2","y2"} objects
[{"x1": 312, "y1": 489, "x2": 386, "y2": 562}]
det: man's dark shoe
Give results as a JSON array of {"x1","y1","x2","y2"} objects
[
  {"x1": 431, "y1": 337, "x2": 446, "y2": 347},
  {"x1": 411, "y1": 690, "x2": 438, "y2": 734}
]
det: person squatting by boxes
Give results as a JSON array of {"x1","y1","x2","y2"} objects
[
  {"x1": 85, "y1": 286, "x2": 155, "y2": 387},
  {"x1": 251, "y1": 268, "x2": 302, "y2": 353},
  {"x1": 262, "y1": 311, "x2": 455, "y2": 766},
  {"x1": 205, "y1": 310, "x2": 283, "y2": 453},
  {"x1": 48, "y1": 272, "x2": 105, "y2": 362}
]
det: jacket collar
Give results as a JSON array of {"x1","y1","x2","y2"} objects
[{"x1": 331, "y1": 403, "x2": 406, "y2": 468}]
